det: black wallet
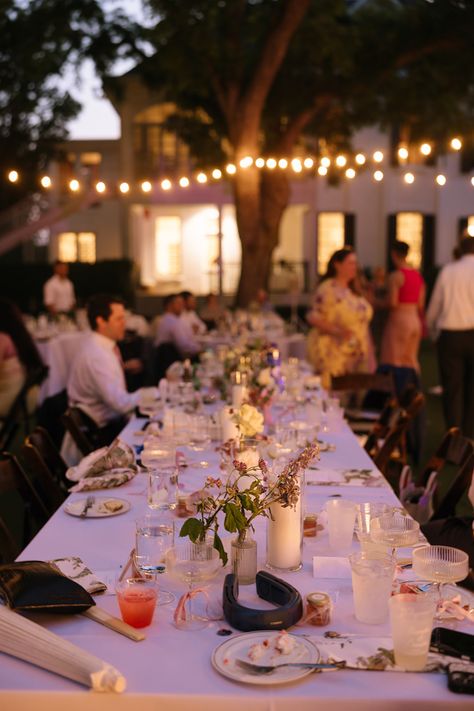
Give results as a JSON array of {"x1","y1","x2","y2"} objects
[{"x1": 0, "y1": 561, "x2": 95, "y2": 613}]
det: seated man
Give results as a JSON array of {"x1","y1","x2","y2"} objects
[
  {"x1": 180, "y1": 290, "x2": 207, "y2": 337},
  {"x1": 155, "y1": 293, "x2": 200, "y2": 359},
  {"x1": 67, "y1": 294, "x2": 156, "y2": 438}
]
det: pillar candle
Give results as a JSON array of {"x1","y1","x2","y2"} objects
[{"x1": 267, "y1": 494, "x2": 303, "y2": 571}]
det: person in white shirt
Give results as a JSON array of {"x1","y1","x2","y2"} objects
[
  {"x1": 155, "y1": 294, "x2": 200, "y2": 358},
  {"x1": 67, "y1": 294, "x2": 156, "y2": 432},
  {"x1": 43, "y1": 261, "x2": 76, "y2": 314},
  {"x1": 426, "y1": 237, "x2": 474, "y2": 437},
  {"x1": 180, "y1": 291, "x2": 207, "y2": 338}
]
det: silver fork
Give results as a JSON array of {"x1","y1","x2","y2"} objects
[
  {"x1": 235, "y1": 659, "x2": 346, "y2": 674},
  {"x1": 79, "y1": 495, "x2": 95, "y2": 518}
]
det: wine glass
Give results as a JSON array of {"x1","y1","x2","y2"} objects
[
  {"x1": 412, "y1": 545, "x2": 469, "y2": 617},
  {"x1": 135, "y1": 513, "x2": 175, "y2": 606},
  {"x1": 165, "y1": 540, "x2": 221, "y2": 630},
  {"x1": 370, "y1": 511, "x2": 420, "y2": 557}
]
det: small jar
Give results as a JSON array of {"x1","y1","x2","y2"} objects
[
  {"x1": 306, "y1": 592, "x2": 332, "y2": 626},
  {"x1": 303, "y1": 513, "x2": 318, "y2": 537}
]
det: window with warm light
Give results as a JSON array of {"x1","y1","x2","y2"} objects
[
  {"x1": 467, "y1": 216, "x2": 474, "y2": 237},
  {"x1": 317, "y1": 212, "x2": 345, "y2": 274},
  {"x1": 395, "y1": 213, "x2": 423, "y2": 269},
  {"x1": 155, "y1": 216, "x2": 182, "y2": 277},
  {"x1": 58, "y1": 232, "x2": 96, "y2": 263}
]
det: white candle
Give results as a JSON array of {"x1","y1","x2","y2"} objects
[
  {"x1": 235, "y1": 446, "x2": 261, "y2": 491},
  {"x1": 220, "y1": 407, "x2": 240, "y2": 442},
  {"x1": 267, "y1": 496, "x2": 302, "y2": 570},
  {"x1": 232, "y1": 384, "x2": 248, "y2": 408}
]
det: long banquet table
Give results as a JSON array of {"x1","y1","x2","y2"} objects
[{"x1": 1, "y1": 415, "x2": 472, "y2": 710}]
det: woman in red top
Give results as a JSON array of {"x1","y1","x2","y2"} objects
[{"x1": 380, "y1": 241, "x2": 425, "y2": 371}]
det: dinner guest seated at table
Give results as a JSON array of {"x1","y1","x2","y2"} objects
[
  {"x1": 180, "y1": 290, "x2": 207, "y2": 336},
  {"x1": 43, "y1": 260, "x2": 76, "y2": 315},
  {"x1": 155, "y1": 293, "x2": 201, "y2": 359},
  {"x1": 66, "y1": 294, "x2": 157, "y2": 444},
  {"x1": 0, "y1": 299, "x2": 44, "y2": 417},
  {"x1": 199, "y1": 293, "x2": 227, "y2": 330}
]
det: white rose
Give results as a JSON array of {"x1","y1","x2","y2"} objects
[
  {"x1": 257, "y1": 368, "x2": 272, "y2": 387},
  {"x1": 237, "y1": 403, "x2": 264, "y2": 437}
]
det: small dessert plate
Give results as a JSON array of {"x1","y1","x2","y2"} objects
[{"x1": 64, "y1": 497, "x2": 131, "y2": 518}]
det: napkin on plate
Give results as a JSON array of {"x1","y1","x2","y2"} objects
[
  {"x1": 68, "y1": 469, "x2": 136, "y2": 492},
  {"x1": 49, "y1": 556, "x2": 107, "y2": 594},
  {"x1": 66, "y1": 439, "x2": 137, "y2": 491}
]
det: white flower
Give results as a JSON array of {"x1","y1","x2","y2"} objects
[
  {"x1": 235, "y1": 403, "x2": 264, "y2": 437},
  {"x1": 257, "y1": 368, "x2": 273, "y2": 387}
]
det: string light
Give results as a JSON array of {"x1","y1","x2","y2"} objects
[
  {"x1": 266, "y1": 158, "x2": 277, "y2": 169},
  {"x1": 373, "y1": 170, "x2": 384, "y2": 182},
  {"x1": 69, "y1": 179, "x2": 80, "y2": 192},
  {"x1": 40, "y1": 175, "x2": 52, "y2": 189},
  {"x1": 226, "y1": 163, "x2": 236, "y2": 175},
  {"x1": 179, "y1": 177, "x2": 190, "y2": 188},
  {"x1": 471, "y1": 177, "x2": 474, "y2": 187},
  {"x1": 450, "y1": 137, "x2": 462, "y2": 151},
  {"x1": 335, "y1": 155, "x2": 347, "y2": 168},
  {"x1": 320, "y1": 157, "x2": 331, "y2": 168},
  {"x1": 95, "y1": 181, "x2": 106, "y2": 193},
  {"x1": 345, "y1": 168, "x2": 356, "y2": 179},
  {"x1": 404, "y1": 172, "x2": 415, "y2": 184},
  {"x1": 291, "y1": 159, "x2": 302, "y2": 173},
  {"x1": 161, "y1": 179, "x2": 172, "y2": 190},
  {"x1": 303, "y1": 158, "x2": 314, "y2": 169},
  {"x1": 140, "y1": 180, "x2": 152, "y2": 193},
  {"x1": 420, "y1": 143, "x2": 432, "y2": 156},
  {"x1": 255, "y1": 158, "x2": 265, "y2": 168},
  {"x1": 468, "y1": 225, "x2": 474, "y2": 237},
  {"x1": 278, "y1": 158, "x2": 288, "y2": 169},
  {"x1": 436, "y1": 174, "x2": 446, "y2": 186},
  {"x1": 239, "y1": 156, "x2": 253, "y2": 168},
  {"x1": 373, "y1": 151, "x2": 384, "y2": 163},
  {"x1": 212, "y1": 169, "x2": 222, "y2": 179},
  {"x1": 119, "y1": 181, "x2": 130, "y2": 194},
  {"x1": 398, "y1": 147, "x2": 409, "y2": 161},
  {"x1": 196, "y1": 172, "x2": 207, "y2": 183},
  {"x1": 355, "y1": 153, "x2": 366, "y2": 165},
  {"x1": 8, "y1": 170, "x2": 19, "y2": 183},
  {"x1": 318, "y1": 166, "x2": 328, "y2": 176}
]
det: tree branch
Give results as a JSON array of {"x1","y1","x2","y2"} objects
[{"x1": 275, "y1": 94, "x2": 334, "y2": 154}]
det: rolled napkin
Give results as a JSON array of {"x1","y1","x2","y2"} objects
[
  {"x1": 49, "y1": 556, "x2": 107, "y2": 594},
  {"x1": 66, "y1": 439, "x2": 137, "y2": 483},
  {"x1": 68, "y1": 468, "x2": 136, "y2": 492}
]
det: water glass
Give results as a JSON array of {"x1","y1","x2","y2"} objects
[
  {"x1": 356, "y1": 502, "x2": 391, "y2": 554},
  {"x1": 135, "y1": 513, "x2": 175, "y2": 574},
  {"x1": 326, "y1": 499, "x2": 357, "y2": 553},
  {"x1": 389, "y1": 593, "x2": 436, "y2": 671},
  {"x1": 147, "y1": 466, "x2": 179, "y2": 510},
  {"x1": 349, "y1": 551, "x2": 395, "y2": 624}
]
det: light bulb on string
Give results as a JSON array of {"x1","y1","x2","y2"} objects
[
  {"x1": 404, "y1": 172, "x2": 415, "y2": 184},
  {"x1": 450, "y1": 137, "x2": 462, "y2": 151},
  {"x1": 95, "y1": 181, "x2": 106, "y2": 193},
  {"x1": 69, "y1": 179, "x2": 80, "y2": 192},
  {"x1": 335, "y1": 155, "x2": 347, "y2": 168},
  {"x1": 40, "y1": 175, "x2": 52, "y2": 189},
  {"x1": 436, "y1": 174, "x2": 446, "y2": 186},
  {"x1": 320, "y1": 157, "x2": 331, "y2": 168},
  {"x1": 345, "y1": 168, "x2": 356, "y2": 179},
  {"x1": 212, "y1": 169, "x2": 222, "y2": 179},
  {"x1": 373, "y1": 151, "x2": 384, "y2": 163},
  {"x1": 8, "y1": 170, "x2": 19, "y2": 183},
  {"x1": 355, "y1": 153, "x2": 366, "y2": 166},
  {"x1": 141, "y1": 180, "x2": 152, "y2": 193},
  {"x1": 239, "y1": 156, "x2": 253, "y2": 168},
  {"x1": 179, "y1": 177, "x2": 189, "y2": 188},
  {"x1": 266, "y1": 158, "x2": 277, "y2": 169},
  {"x1": 318, "y1": 166, "x2": 328, "y2": 176},
  {"x1": 255, "y1": 158, "x2": 265, "y2": 168},
  {"x1": 398, "y1": 147, "x2": 409, "y2": 161},
  {"x1": 226, "y1": 163, "x2": 236, "y2": 175},
  {"x1": 161, "y1": 179, "x2": 172, "y2": 191},
  {"x1": 278, "y1": 158, "x2": 288, "y2": 169},
  {"x1": 373, "y1": 170, "x2": 384, "y2": 182},
  {"x1": 197, "y1": 172, "x2": 207, "y2": 183},
  {"x1": 420, "y1": 143, "x2": 432, "y2": 156},
  {"x1": 119, "y1": 181, "x2": 130, "y2": 194},
  {"x1": 303, "y1": 158, "x2": 314, "y2": 169}
]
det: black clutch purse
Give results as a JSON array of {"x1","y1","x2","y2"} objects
[{"x1": 0, "y1": 561, "x2": 95, "y2": 614}]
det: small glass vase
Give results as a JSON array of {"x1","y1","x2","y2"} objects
[{"x1": 231, "y1": 529, "x2": 257, "y2": 585}]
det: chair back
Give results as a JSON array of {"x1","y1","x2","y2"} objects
[
  {"x1": 0, "y1": 364, "x2": 49, "y2": 450},
  {"x1": 20, "y1": 441, "x2": 67, "y2": 516},
  {"x1": 61, "y1": 407, "x2": 97, "y2": 456},
  {"x1": 154, "y1": 342, "x2": 182, "y2": 382},
  {"x1": 0, "y1": 515, "x2": 19, "y2": 563},
  {"x1": 365, "y1": 412, "x2": 411, "y2": 475},
  {"x1": 26, "y1": 426, "x2": 68, "y2": 491},
  {"x1": 331, "y1": 372, "x2": 394, "y2": 394}
]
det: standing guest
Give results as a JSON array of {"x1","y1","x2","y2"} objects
[
  {"x1": 67, "y1": 294, "x2": 157, "y2": 436},
  {"x1": 180, "y1": 291, "x2": 207, "y2": 336},
  {"x1": 426, "y1": 236, "x2": 474, "y2": 437},
  {"x1": 0, "y1": 299, "x2": 44, "y2": 416},
  {"x1": 155, "y1": 293, "x2": 200, "y2": 358},
  {"x1": 43, "y1": 260, "x2": 76, "y2": 315},
  {"x1": 306, "y1": 247, "x2": 373, "y2": 389},
  {"x1": 380, "y1": 241, "x2": 425, "y2": 372}
]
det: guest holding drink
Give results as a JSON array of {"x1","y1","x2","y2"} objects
[{"x1": 306, "y1": 247, "x2": 373, "y2": 388}]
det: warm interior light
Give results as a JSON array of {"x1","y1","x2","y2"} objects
[
  {"x1": 95, "y1": 181, "x2": 106, "y2": 193},
  {"x1": 404, "y1": 172, "x2": 415, "y2": 184},
  {"x1": 69, "y1": 179, "x2": 80, "y2": 192},
  {"x1": 450, "y1": 137, "x2": 462, "y2": 151},
  {"x1": 318, "y1": 166, "x2": 328, "y2": 176},
  {"x1": 179, "y1": 177, "x2": 189, "y2": 188},
  {"x1": 212, "y1": 169, "x2": 222, "y2": 179},
  {"x1": 197, "y1": 172, "x2": 207, "y2": 183},
  {"x1": 119, "y1": 181, "x2": 130, "y2": 194},
  {"x1": 335, "y1": 155, "x2": 347, "y2": 168},
  {"x1": 398, "y1": 147, "x2": 409, "y2": 160},
  {"x1": 373, "y1": 151, "x2": 384, "y2": 163},
  {"x1": 345, "y1": 168, "x2": 356, "y2": 179},
  {"x1": 161, "y1": 179, "x2": 172, "y2": 190},
  {"x1": 420, "y1": 143, "x2": 432, "y2": 156},
  {"x1": 471, "y1": 177, "x2": 474, "y2": 187},
  {"x1": 8, "y1": 170, "x2": 19, "y2": 183},
  {"x1": 355, "y1": 153, "x2": 366, "y2": 165},
  {"x1": 374, "y1": 170, "x2": 384, "y2": 182},
  {"x1": 40, "y1": 175, "x2": 52, "y2": 189},
  {"x1": 436, "y1": 174, "x2": 446, "y2": 186}
]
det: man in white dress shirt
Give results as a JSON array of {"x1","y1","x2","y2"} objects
[
  {"x1": 67, "y1": 294, "x2": 156, "y2": 434},
  {"x1": 155, "y1": 294, "x2": 200, "y2": 358},
  {"x1": 426, "y1": 236, "x2": 474, "y2": 437},
  {"x1": 180, "y1": 291, "x2": 207, "y2": 337},
  {"x1": 43, "y1": 261, "x2": 76, "y2": 314}
]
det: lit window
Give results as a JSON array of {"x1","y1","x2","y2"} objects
[
  {"x1": 317, "y1": 212, "x2": 345, "y2": 274},
  {"x1": 155, "y1": 216, "x2": 182, "y2": 277},
  {"x1": 80, "y1": 152, "x2": 102, "y2": 166},
  {"x1": 58, "y1": 232, "x2": 96, "y2": 263},
  {"x1": 467, "y1": 216, "x2": 474, "y2": 237},
  {"x1": 395, "y1": 213, "x2": 423, "y2": 269}
]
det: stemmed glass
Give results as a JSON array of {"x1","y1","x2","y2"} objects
[
  {"x1": 412, "y1": 545, "x2": 469, "y2": 618},
  {"x1": 165, "y1": 540, "x2": 221, "y2": 630},
  {"x1": 370, "y1": 511, "x2": 420, "y2": 557}
]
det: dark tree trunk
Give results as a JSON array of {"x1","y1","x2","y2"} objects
[{"x1": 233, "y1": 167, "x2": 290, "y2": 307}]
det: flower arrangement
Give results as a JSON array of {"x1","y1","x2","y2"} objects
[
  {"x1": 180, "y1": 441, "x2": 319, "y2": 564},
  {"x1": 246, "y1": 365, "x2": 277, "y2": 409},
  {"x1": 232, "y1": 402, "x2": 264, "y2": 438}
]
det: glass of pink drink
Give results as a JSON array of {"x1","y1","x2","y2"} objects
[{"x1": 116, "y1": 577, "x2": 158, "y2": 628}]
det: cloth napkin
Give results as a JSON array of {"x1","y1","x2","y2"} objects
[
  {"x1": 68, "y1": 468, "x2": 136, "y2": 492},
  {"x1": 307, "y1": 468, "x2": 384, "y2": 487},
  {"x1": 49, "y1": 556, "x2": 107, "y2": 594},
  {"x1": 66, "y1": 439, "x2": 137, "y2": 487}
]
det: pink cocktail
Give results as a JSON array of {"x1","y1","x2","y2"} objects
[{"x1": 116, "y1": 578, "x2": 157, "y2": 628}]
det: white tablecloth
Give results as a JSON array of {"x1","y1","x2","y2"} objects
[
  {"x1": 36, "y1": 332, "x2": 86, "y2": 404},
  {"x1": 1, "y1": 417, "x2": 471, "y2": 710}
]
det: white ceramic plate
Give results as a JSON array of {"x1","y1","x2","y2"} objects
[
  {"x1": 212, "y1": 631, "x2": 320, "y2": 685},
  {"x1": 64, "y1": 497, "x2": 131, "y2": 518}
]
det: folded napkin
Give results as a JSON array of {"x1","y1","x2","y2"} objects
[
  {"x1": 307, "y1": 468, "x2": 384, "y2": 487},
  {"x1": 49, "y1": 556, "x2": 107, "y2": 594},
  {"x1": 66, "y1": 439, "x2": 137, "y2": 483},
  {"x1": 68, "y1": 468, "x2": 136, "y2": 492}
]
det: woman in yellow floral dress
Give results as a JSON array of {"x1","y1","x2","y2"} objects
[{"x1": 307, "y1": 247, "x2": 373, "y2": 388}]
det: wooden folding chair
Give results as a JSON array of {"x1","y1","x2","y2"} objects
[
  {"x1": 25, "y1": 426, "x2": 69, "y2": 492},
  {"x1": 61, "y1": 407, "x2": 98, "y2": 456},
  {"x1": 20, "y1": 441, "x2": 67, "y2": 517},
  {"x1": 0, "y1": 515, "x2": 19, "y2": 563},
  {"x1": 0, "y1": 364, "x2": 49, "y2": 450}
]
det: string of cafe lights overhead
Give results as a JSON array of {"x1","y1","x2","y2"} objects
[{"x1": 4, "y1": 136, "x2": 474, "y2": 194}]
